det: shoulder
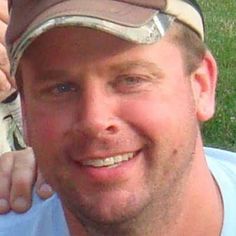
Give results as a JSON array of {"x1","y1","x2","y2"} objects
[
  {"x1": 205, "y1": 146, "x2": 236, "y2": 196},
  {"x1": 205, "y1": 147, "x2": 236, "y2": 187},
  {"x1": 204, "y1": 147, "x2": 236, "y2": 236},
  {"x1": 205, "y1": 147, "x2": 236, "y2": 160},
  {"x1": 0, "y1": 193, "x2": 67, "y2": 236},
  {"x1": 205, "y1": 147, "x2": 236, "y2": 173}
]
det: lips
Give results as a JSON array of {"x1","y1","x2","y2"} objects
[
  {"x1": 81, "y1": 152, "x2": 136, "y2": 168},
  {"x1": 68, "y1": 149, "x2": 143, "y2": 184}
]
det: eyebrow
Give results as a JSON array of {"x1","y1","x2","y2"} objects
[
  {"x1": 35, "y1": 70, "x2": 73, "y2": 82},
  {"x1": 34, "y1": 60, "x2": 164, "y2": 82},
  {"x1": 109, "y1": 60, "x2": 165, "y2": 78}
]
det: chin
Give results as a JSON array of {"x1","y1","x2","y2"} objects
[{"x1": 62, "y1": 185, "x2": 151, "y2": 226}]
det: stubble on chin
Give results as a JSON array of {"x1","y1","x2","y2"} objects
[{"x1": 61, "y1": 160, "x2": 194, "y2": 236}]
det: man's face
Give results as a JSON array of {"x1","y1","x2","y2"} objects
[{"x1": 20, "y1": 27, "x2": 199, "y2": 227}]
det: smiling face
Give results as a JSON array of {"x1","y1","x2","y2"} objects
[{"x1": 20, "y1": 26, "x2": 204, "y2": 233}]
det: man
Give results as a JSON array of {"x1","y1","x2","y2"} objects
[{"x1": 0, "y1": 0, "x2": 236, "y2": 235}]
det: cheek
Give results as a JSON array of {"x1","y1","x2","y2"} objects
[
  {"x1": 28, "y1": 116, "x2": 60, "y2": 143},
  {"x1": 23, "y1": 105, "x2": 74, "y2": 183},
  {"x1": 24, "y1": 104, "x2": 73, "y2": 150},
  {"x1": 33, "y1": 118, "x2": 59, "y2": 146},
  {"x1": 119, "y1": 92, "x2": 196, "y2": 145}
]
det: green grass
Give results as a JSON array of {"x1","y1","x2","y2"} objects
[{"x1": 198, "y1": 1, "x2": 236, "y2": 151}]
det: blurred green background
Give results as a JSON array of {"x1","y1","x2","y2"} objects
[{"x1": 198, "y1": 1, "x2": 236, "y2": 151}]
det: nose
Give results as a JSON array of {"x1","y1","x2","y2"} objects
[{"x1": 72, "y1": 83, "x2": 120, "y2": 138}]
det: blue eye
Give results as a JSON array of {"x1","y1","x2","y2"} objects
[
  {"x1": 123, "y1": 77, "x2": 142, "y2": 85},
  {"x1": 111, "y1": 75, "x2": 146, "y2": 92},
  {"x1": 54, "y1": 83, "x2": 76, "y2": 94}
]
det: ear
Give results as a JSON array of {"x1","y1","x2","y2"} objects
[{"x1": 190, "y1": 50, "x2": 218, "y2": 122}]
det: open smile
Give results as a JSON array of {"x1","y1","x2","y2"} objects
[
  {"x1": 69, "y1": 149, "x2": 144, "y2": 184},
  {"x1": 81, "y1": 151, "x2": 138, "y2": 168}
]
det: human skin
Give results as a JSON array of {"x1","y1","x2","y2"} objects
[
  {"x1": 19, "y1": 26, "x2": 221, "y2": 235},
  {"x1": 0, "y1": 147, "x2": 54, "y2": 213},
  {"x1": 0, "y1": 0, "x2": 13, "y2": 101},
  {"x1": 0, "y1": 1, "x2": 53, "y2": 212}
]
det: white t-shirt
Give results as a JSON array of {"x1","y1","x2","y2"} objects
[{"x1": 0, "y1": 147, "x2": 235, "y2": 236}]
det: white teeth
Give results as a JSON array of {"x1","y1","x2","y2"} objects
[
  {"x1": 114, "y1": 155, "x2": 122, "y2": 163},
  {"x1": 122, "y1": 154, "x2": 129, "y2": 161},
  {"x1": 104, "y1": 157, "x2": 114, "y2": 166},
  {"x1": 84, "y1": 159, "x2": 104, "y2": 167},
  {"x1": 82, "y1": 152, "x2": 135, "y2": 168}
]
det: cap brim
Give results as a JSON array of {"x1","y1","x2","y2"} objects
[{"x1": 9, "y1": 0, "x2": 174, "y2": 76}]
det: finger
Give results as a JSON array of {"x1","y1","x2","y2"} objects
[
  {"x1": 0, "y1": 71, "x2": 12, "y2": 102},
  {"x1": 0, "y1": 88, "x2": 16, "y2": 103},
  {"x1": 0, "y1": 151, "x2": 14, "y2": 213},
  {"x1": 9, "y1": 147, "x2": 36, "y2": 213},
  {"x1": 35, "y1": 170, "x2": 54, "y2": 199},
  {"x1": 0, "y1": 68, "x2": 10, "y2": 89},
  {"x1": 0, "y1": 43, "x2": 10, "y2": 77},
  {"x1": 0, "y1": 20, "x2": 7, "y2": 44},
  {"x1": 0, "y1": 0, "x2": 9, "y2": 24}
]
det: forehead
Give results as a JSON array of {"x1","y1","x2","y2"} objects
[
  {"x1": 24, "y1": 27, "x2": 134, "y2": 57},
  {"x1": 20, "y1": 26, "x2": 183, "y2": 77},
  {"x1": 23, "y1": 26, "x2": 176, "y2": 58},
  {"x1": 18, "y1": 26, "x2": 188, "y2": 95}
]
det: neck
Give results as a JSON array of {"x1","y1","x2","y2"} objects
[{"x1": 171, "y1": 144, "x2": 223, "y2": 236}]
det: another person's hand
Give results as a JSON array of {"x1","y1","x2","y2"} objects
[
  {"x1": 0, "y1": 0, "x2": 14, "y2": 102},
  {"x1": 0, "y1": 1, "x2": 53, "y2": 214},
  {"x1": 0, "y1": 148, "x2": 54, "y2": 213}
]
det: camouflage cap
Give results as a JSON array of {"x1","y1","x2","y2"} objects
[{"x1": 6, "y1": 0, "x2": 205, "y2": 77}]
